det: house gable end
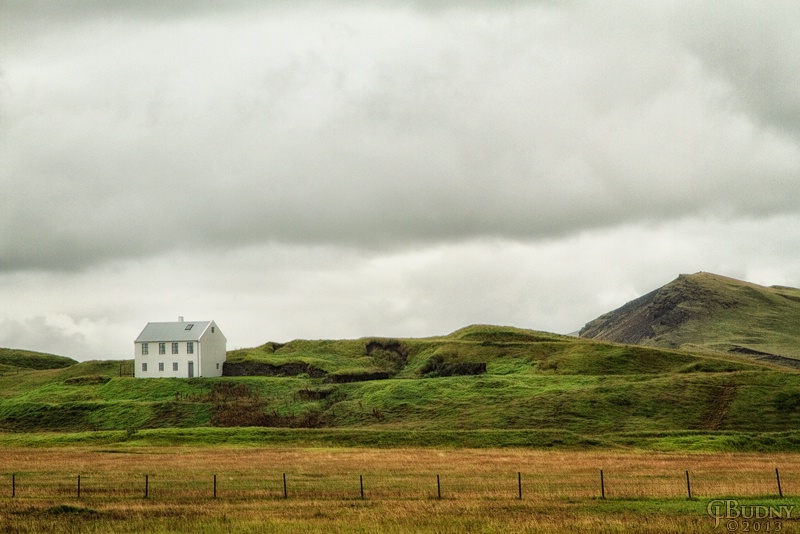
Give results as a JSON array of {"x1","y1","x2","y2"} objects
[{"x1": 197, "y1": 321, "x2": 227, "y2": 343}]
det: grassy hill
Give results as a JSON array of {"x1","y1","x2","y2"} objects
[
  {"x1": 1, "y1": 325, "x2": 800, "y2": 450},
  {"x1": 0, "y1": 348, "x2": 76, "y2": 374},
  {"x1": 580, "y1": 272, "x2": 800, "y2": 362}
]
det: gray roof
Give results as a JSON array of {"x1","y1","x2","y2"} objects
[{"x1": 135, "y1": 321, "x2": 214, "y2": 343}]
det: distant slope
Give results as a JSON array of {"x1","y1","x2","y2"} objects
[
  {"x1": 0, "y1": 348, "x2": 77, "y2": 373},
  {"x1": 579, "y1": 272, "x2": 800, "y2": 360}
]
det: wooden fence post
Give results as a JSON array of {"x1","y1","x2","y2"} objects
[
  {"x1": 77, "y1": 474, "x2": 81, "y2": 499},
  {"x1": 518, "y1": 472, "x2": 522, "y2": 500},
  {"x1": 360, "y1": 475, "x2": 364, "y2": 499},
  {"x1": 437, "y1": 474, "x2": 441, "y2": 499},
  {"x1": 213, "y1": 474, "x2": 217, "y2": 499},
  {"x1": 685, "y1": 470, "x2": 692, "y2": 500},
  {"x1": 777, "y1": 468, "x2": 783, "y2": 498},
  {"x1": 283, "y1": 473, "x2": 287, "y2": 499},
  {"x1": 11, "y1": 473, "x2": 14, "y2": 498},
  {"x1": 145, "y1": 474, "x2": 149, "y2": 499},
  {"x1": 600, "y1": 469, "x2": 605, "y2": 499}
]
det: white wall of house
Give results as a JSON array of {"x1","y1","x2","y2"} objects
[
  {"x1": 135, "y1": 340, "x2": 199, "y2": 378},
  {"x1": 198, "y1": 322, "x2": 226, "y2": 378}
]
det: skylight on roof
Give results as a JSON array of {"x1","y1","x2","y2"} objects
[{"x1": 185, "y1": 324, "x2": 194, "y2": 330}]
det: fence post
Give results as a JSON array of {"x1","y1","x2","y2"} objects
[
  {"x1": 77, "y1": 474, "x2": 81, "y2": 499},
  {"x1": 145, "y1": 474, "x2": 149, "y2": 499},
  {"x1": 685, "y1": 470, "x2": 692, "y2": 500},
  {"x1": 437, "y1": 474, "x2": 441, "y2": 499},
  {"x1": 600, "y1": 469, "x2": 605, "y2": 499},
  {"x1": 213, "y1": 474, "x2": 217, "y2": 499},
  {"x1": 283, "y1": 473, "x2": 287, "y2": 499},
  {"x1": 11, "y1": 473, "x2": 15, "y2": 498},
  {"x1": 360, "y1": 475, "x2": 364, "y2": 499},
  {"x1": 518, "y1": 472, "x2": 522, "y2": 500},
  {"x1": 777, "y1": 468, "x2": 783, "y2": 498}
]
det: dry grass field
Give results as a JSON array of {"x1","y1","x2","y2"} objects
[{"x1": 0, "y1": 447, "x2": 798, "y2": 533}]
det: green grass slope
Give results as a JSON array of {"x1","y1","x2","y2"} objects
[
  {"x1": 2, "y1": 325, "x2": 800, "y2": 451},
  {"x1": 0, "y1": 348, "x2": 76, "y2": 375},
  {"x1": 580, "y1": 272, "x2": 800, "y2": 360}
]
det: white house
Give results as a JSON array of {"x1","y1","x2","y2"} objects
[{"x1": 134, "y1": 318, "x2": 227, "y2": 378}]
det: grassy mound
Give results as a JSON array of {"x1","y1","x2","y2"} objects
[{"x1": 0, "y1": 348, "x2": 76, "y2": 372}]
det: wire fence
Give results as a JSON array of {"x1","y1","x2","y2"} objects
[{"x1": 2, "y1": 468, "x2": 792, "y2": 502}]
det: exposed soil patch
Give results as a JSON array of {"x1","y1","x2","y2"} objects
[
  {"x1": 365, "y1": 339, "x2": 410, "y2": 372},
  {"x1": 419, "y1": 355, "x2": 487, "y2": 378},
  {"x1": 222, "y1": 361, "x2": 327, "y2": 378},
  {"x1": 297, "y1": 387, "x2": 335, "y2": 400},
  {"x1": 323, "y1": 371, "x2": 391, "y2": 384}
]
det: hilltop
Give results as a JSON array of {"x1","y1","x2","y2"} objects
[
  {"x1": 0, "y1": 348, "x2": 76, "y2": 374},
  {"x1": 580, "y1": 272, "x2": 800, "y2": 363}
]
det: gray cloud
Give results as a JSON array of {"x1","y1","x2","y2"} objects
[
  {"x1": 673, "y1": 2, "x2": 800, "y2": 137},
  {"x1": 3, "y1": 2, "x2": 800, "y2": 272}
]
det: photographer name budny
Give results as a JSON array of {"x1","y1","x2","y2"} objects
[{"x1": 707, "y1": 499, "x2": 795, "y2": 530}]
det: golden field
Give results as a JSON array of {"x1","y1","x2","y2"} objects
[{"x1": 0, "y1": 447, "x2": 798, "y2": 533}]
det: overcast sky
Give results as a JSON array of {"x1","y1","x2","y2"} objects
[{"x1": 2, "y1": 1, "x2": 800, "y2": 360}]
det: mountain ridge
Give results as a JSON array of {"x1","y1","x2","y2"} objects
[{"x1": 579, "y1": 271, "x2": 800, "y2": 361}]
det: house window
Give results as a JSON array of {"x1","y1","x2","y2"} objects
[
  {"x1": 216, "y1": 363, "x2": 220, "y2": 370},
  {"x1": 185, "y1": 324, "x2": 194, "y2": 330},
  {"x1": 158, "y1": 362, "x2": 164, "y2": 372},
  {"x1": 172, "y1": 342, "x2": 179, "y2": 354},
  {"x1": 187, "y1": 342, "x2": 194, "y2": 354},
  {"x1": 159, "y1": 343, "x2": 166, "y2": 355},
  {"x1": 141, "y1": 362, "x2": 147, "y2": 372},
  {"x1": 141, "y1": 343, "x2": 149, "y2": 355},
  {"x1": 212, "y1": 327, "x2": 215, "y2": 333},
  {"x1": 173, "y1": 362, "x2": 178, "y2": 371}
]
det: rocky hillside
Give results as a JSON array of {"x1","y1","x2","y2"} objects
[{"x1": 579, "y1": 272, "x2": 800, "y2": 362}]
